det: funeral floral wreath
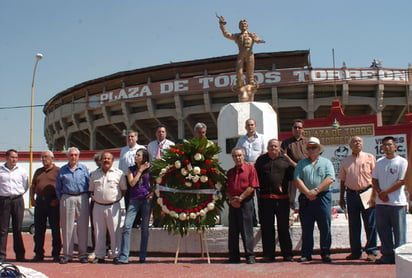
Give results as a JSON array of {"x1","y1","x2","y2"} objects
[{"x1": 151, "y1": 137, "x2": 227, "y2": 236}]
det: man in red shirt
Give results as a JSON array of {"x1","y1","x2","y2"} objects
[{"x1": 226, "y1": 147, "x2": 259, "y2": 264}]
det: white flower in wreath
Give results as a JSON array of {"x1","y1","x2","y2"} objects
[
  {"x1": 215, "y1": 182, "x2": 222, "y2": 191},
  {"x1": 160, "y1": 168, "x2": 167, "y2": 175},
  {"x1": 154, "y1": 189, "x2": 160, "y2": 196},
  {"x1": 174, "y1": 160, "x2": 182, "y2": 169},
  {"x1": 189, "y1": 212, "x2": 197, "y2": 220},
  {"x1": 207, "y1": 202, "x2": 215, "y2": 211},
  {"x1": 155, "y1": 177, "x2": 162, "y2": 184},
  {"x1": 199, "y1": 209, "x2": 206, "y2": 217},
  {"x1": 156, "y1": 197, "x2": 163, "y2": 205},
  {"x1": 194, "y1": 153, "x2": 203, "y2": 161},
  {"x1": 161, "y1": 206, "x2": 169, "y2": 214},
  {"x1": 181, "y1": 168, "x2": 188, "y2": 176},
  {"x1": 212, "y1": 194, "x2": 220, "y2": 201},
  {"x1": 193, "y1": 166, "x2": 201, "y2": 175},
  {"x1": 170, "y1": 211, "x2": 178, "y2": 218},
  {"x1": 179, "y1": 212, "x2": 187, "y2": 221},
  {"x1": 184, "y1": 181, "x2": 192, "y2": 188},
  {"x1": 200, "y1": 175, "x2": 208, "y2": 183},
  {"x1": 192, "y1": 175, "x2": 200, "y2": 183}
]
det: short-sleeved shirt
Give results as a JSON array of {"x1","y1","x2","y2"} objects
[
  {"x1": 255, "y1": 153, "x2": 294, "y2": 195},
  {"x1": 128, "y1": 165, "x2": 151, "y2": 200},
  {"x1": 338, "y1": 151, "x2": 376, "y2": 190},
  {"x1": 281, "y1": 136, "x2": 308, "y2": 163},
  {"x1": 236, "y1": 133, "x2": 265, "y2": 162},
  {"x1": 31, "y1": 164, "x2": 60, "y2": 198},
  {"x1": 226, "y1": 163, "x2": 259, "y2": 197},
  {"x1": 372, "y1": 155, "x2": 408, "y2": 206},
  {"x1": 89, "y1": 167, "x2": 126, "y2": 204},
  {"x1": 294, "y1": 156, "x2": 335, "y2": 190}
]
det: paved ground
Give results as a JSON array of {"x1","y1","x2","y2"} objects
[{"x1": 4, "y1": 233, "x2": 396, "y2": 278}]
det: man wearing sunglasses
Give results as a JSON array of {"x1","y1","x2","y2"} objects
[{"x1": 293, "y1": 137, "x2": 335, "y2": 263}]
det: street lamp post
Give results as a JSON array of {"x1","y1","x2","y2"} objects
[{"x1": 29, "y1": 53, "x2": 43, "y2": 187}]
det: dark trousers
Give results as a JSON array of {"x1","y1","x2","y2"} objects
[
  {"x1": 346, "y1": 191, "x2": 377, "y2": 256},
  {"x1": 34, "y1": 197, "x2": 62, "y2": 258},
  {"x1": 0, "y1": 196, "x2": 25, "y2": 260},
  {"x1": 298, "y1": 192, "x2": 331, "y2": 258},
  {"x1": 228, "y1": 197, "x2": 255, "y2": 260},
  {"x1": 258, "y1": 198, "x2": 292, "y2": 258}
]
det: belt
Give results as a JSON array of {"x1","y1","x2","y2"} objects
[
  {"x1": 94, "y1": 199, "x2": 121, "y2": 206},
  {"x1": 0, "y1": 195, "x2": 22, "y2": 200},
  {"x1": 346, "y1": 185, "x2": 372, "y2": 194},
  {"x1": 64, "y1": 192, "x2": 88, "y2": 196},
  {"x1": 259, "y1": 194, "x2": 289, "y2": 200}
]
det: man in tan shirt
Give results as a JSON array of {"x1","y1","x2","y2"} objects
[
  {"x1": 89, "y1": 152, "x2": 126, "y2": 263},
  {"x1": 339, "y1": 136, "x2": 377, "y2": 261}
]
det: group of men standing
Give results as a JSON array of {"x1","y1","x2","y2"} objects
[
  {"x1": 0, "y1": 119, "x2": 409, "y2": 266},
  {"x1": 226, "y1": 119, "x2": 409, "y2": 265}
]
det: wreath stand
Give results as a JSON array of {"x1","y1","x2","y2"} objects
[{"x1": 174, "y1": 230, "x2": 210, "y2": 264}]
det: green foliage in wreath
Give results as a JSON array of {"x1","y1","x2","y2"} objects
[{"x1": 151, "y1": 137, "x2": 227, "y2": 236}]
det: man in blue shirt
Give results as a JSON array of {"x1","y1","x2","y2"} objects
[
  {"x1": 56, "y1": 147, "x2": 90, "y2": 264},
  {"x1": 294, "y1": 137, "x2": 335, "y2": 263}
]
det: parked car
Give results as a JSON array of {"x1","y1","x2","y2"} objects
[{"x1": 8, "y1": 208, "x2": 35, "y2": 234}]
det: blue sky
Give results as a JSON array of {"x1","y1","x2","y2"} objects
[{"x1": 1, "y1": 0, "x2": 411, "y2": 151}]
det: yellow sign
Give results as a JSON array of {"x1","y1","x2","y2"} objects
[{"x1": 304, "y1": 124, "x2": 374, "y2": 145}]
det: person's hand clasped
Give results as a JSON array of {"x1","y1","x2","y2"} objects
[{"x1": 230, "y1": 196, "x2": 241, "y2": 208}]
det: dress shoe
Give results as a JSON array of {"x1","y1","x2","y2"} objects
[
  {"x1": 298, "y1": 256, "x2": 312, "y2": 262},
  {"x1": 260, "y1": 257, "x2": 276, "y2": 263},
  {"x1": 375, "y1": 258, "x2": 394, "y2": 265},
  {"x1": 79, "y1": 257, "x2": 88, "y2": 264},
  {"x1": 283, "y1": 256, "x2": 294, "y2": 262},
  {"x1": 246, "y1": 257, "x2": 256, "y2": 264},
  {"x1": 365, "y1": 254, "x2": 377, "y2": 262},
  {"x1": 53, "y1": 256, "x2": 60, "y2": 263},
  {"x1": 31, "y1": 256, "x2": 44, "y2": 262},
  {"x1": 224, "y1": 259, "x2": 240, "y2": 264},
  {"x1": 139, "y1": 258, "x2": 146, "y2": 263},
  {"x1": 59, "y1": 257, "x2": 69, "y2": 264},
  {"x1": 345, "y1": 253, "x2": 361, "y2": 260},
  {"x1": 321, "y1": 255, "x2": 332, "y2": 263},
  {"x1": 16, "y1": 257, "x2": 27, "y2": 262}
]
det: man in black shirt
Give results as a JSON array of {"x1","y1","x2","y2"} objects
[{"x1": 255, "y1": 139, "x2": 294, "y2": 262}]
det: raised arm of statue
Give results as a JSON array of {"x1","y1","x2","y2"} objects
[{"x1": 217, "y1": 14, "x2": 235, "y2": 40}]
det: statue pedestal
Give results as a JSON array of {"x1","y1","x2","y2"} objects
[
  {"x1": 395, "y1": 243, "x2": 412, "y2": 278},
  {"x1": 217, "y1": 101, "x2": 278, "y2": 225}
]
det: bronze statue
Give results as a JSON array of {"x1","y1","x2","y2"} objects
[{"x1": 217, "y1": 14, "x2": 265, "y2": 101}]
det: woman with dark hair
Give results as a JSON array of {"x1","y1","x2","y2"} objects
[{"x1": 117, "y1": 148, "x2": 151, "y2": 264}]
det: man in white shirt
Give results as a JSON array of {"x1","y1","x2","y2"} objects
[
  {"x1": 0, "y1": 149, "x2": 29, "y2": 262},
  {"x1": 236, "y1": 119, "x2": 265, "y2": 165},
  {"x1": 372, "y1": 136, "x2": 408, "y2": 264},
  {"x1": 90, "y1": 152, "x2": 126, "y2": 264},
  {"x1": 118, "y1": 130, "x2": 146, "y2": 175},
  {"x1": 147, "y1": 124, "x2": 174, "y2": 161}
]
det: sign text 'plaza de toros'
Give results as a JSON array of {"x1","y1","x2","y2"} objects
[{"x1": 87, "y1": 68, "x2": 409, "y2": 108}]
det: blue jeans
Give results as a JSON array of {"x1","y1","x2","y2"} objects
[
  {"x1": 346, "y1": 191, "x2": 377, "y2": 256},
  {"x1": 299, "y1": 191, "x2": 331, "y2": 258},
  {"x1": 118, "y1": 198, "x2": 151, "y2": 262},
  {"x1": 376, "y1": 205, "x2": 407, "y2": 263}
]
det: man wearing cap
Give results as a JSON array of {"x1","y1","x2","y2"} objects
[
  {"x1": 294, "y1": 137, "x2": 335, "y2": 263},
  {"x1": 338, "y1": 136, "x2": 377, "y2": 262}
]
